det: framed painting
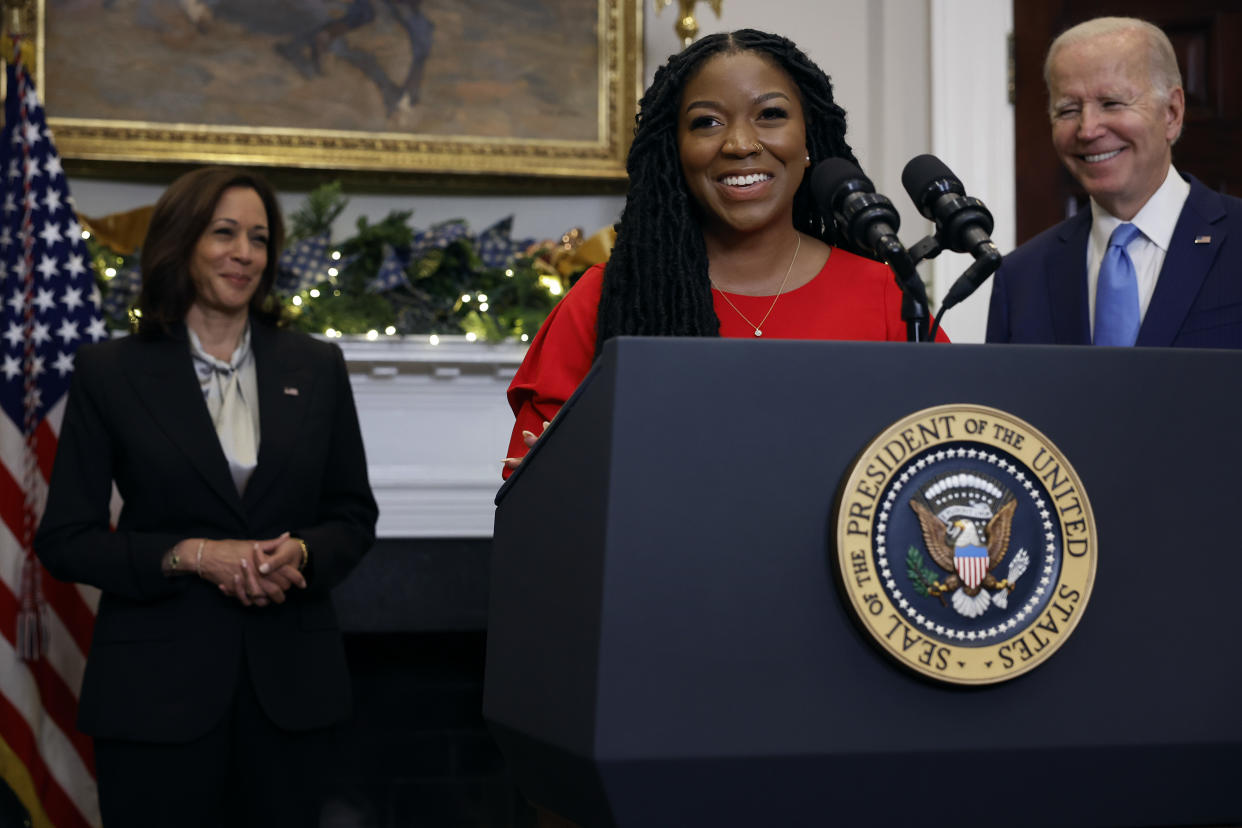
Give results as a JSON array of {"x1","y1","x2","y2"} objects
[{"x1": 32, "y1": 0, "x2": 642, "y2": 180}]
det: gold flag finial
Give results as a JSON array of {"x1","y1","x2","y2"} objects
[
  {"x1": 3, "y1": 0, "x2": 34, "y2": 64},
  {"x1": 655, "y1": 0, "x2": 724, "y2": 48}
]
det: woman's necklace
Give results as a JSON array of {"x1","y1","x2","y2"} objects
[{"x1": 711, "y1": 234, "x2": 802, "y2": 337}]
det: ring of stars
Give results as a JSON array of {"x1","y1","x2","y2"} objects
[{"x1": 874, "y1": 444, "x2": 1061, "y2": 643}]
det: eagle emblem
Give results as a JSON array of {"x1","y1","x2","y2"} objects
[
  {"x1": 834, "y1": 404, "x2": 1097, "y2": 685},
  {"x1": 908, "y1": 472, "x2": 1030, "y2": 618}
]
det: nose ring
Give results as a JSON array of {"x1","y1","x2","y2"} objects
[{"x1": 752, "y1": 142, "x2": 764, "y2": 153}]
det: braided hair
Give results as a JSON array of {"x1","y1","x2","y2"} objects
[{"x1": 594, "y1": 29, "x2": 859, "y2": 357}]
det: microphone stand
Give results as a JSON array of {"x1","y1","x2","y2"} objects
[
  {"x1": 874, "y1": 238, "x2": 930, "y2": 343},
  {"x1": 903, "y1": 235, "x2": 1002, "y2": 341},
  {"x1": 902, "y1": 293, "x2": 930, "y2": 343}
]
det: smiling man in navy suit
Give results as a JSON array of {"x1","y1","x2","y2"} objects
[{"x1": 987, "y1": 16, "x2": 1242, "y2": 348}]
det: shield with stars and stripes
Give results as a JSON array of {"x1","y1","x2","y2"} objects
[{"x1": 954, "y1": 544, "x2": 989, "y2": 590}]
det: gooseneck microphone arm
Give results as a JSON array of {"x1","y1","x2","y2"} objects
[
  {"x1": 811, "y1": 159, "x2": 931, "y2": 342},
  {"x1": 873, "y1": 237, "x2": 930, "y2": 344}
]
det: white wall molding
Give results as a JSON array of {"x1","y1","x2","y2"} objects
[{"x1": 340, "y1": 337, "x2": 524, "y2": 538}]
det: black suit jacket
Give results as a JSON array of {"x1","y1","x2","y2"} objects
[
  {"x1": 987, "y1": 174, "x2": 1242, "y2": 347},
  {"x1": 36, "y1": 320, "x2": 378, "y2": 743}
]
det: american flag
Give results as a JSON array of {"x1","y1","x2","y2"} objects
[{"x1": 1, "y1": 45, "x2": 104, "y2": 828}]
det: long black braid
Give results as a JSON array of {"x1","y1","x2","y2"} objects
[{"x1": 594, "y1": 29, "x2": 860, "y2": 357}]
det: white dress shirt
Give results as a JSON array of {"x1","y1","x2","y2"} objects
[{"x1": 1086, "y1": 165, "x2": 1191, "y2": 336}]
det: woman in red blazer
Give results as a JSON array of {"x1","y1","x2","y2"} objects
[
  {"x1": 504, "y1": 30, "x2": 945, "y2": 475},
  {"x1": 36, "y1": 167, "x2": 377, "y2": 827}
]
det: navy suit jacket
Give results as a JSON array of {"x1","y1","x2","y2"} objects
[
  {"x1": 36, "y1": 320, "x2": 377, "y2": 742},
  {"x1": 987, "y1": 174, "x2": 1242, "y2": 348}
]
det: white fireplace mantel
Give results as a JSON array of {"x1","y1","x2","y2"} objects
[{"x1": 339, "y1": 336, "x2": 525, "y2": 538}]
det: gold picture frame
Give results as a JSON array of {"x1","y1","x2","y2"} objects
[{"x1": 32, "y1": 0, "x2": 642, "y2": 182}]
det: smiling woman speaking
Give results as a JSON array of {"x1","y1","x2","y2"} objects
[
  {"x1": 503, "y1": 29, "x2": 946, "y2": 475},
  {"x1": 36, "y1": 167, "x2": 377, "y2": 827}
]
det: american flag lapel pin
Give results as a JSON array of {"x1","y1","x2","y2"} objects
[
  {"x1": 1194, "y1": 235, "x2": 1212, "y2": 244},
  {"x1": 283, "y1": 386, "x2": 299, "y2": 396}
]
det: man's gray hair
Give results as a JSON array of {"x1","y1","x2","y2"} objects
[{"x1": 1044, "y1": 16, "x2": 1182, "y2": 101}]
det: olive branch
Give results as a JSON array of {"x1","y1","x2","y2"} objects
[{"x1": 906, "y1": 546, "x2": 941, "y2": 598}]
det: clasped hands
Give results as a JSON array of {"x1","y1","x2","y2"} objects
[{"x1": 184, "y1": 532, "x2": 306, "y2": 608}]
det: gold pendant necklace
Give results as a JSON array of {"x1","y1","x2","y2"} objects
[{"x1": 711, "y1": 234, "x2": 802, "y2": 337}]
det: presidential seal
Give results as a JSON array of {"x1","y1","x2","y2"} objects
[{"x1": 834, "y1": 404, "x2": 1096, "y2": 685}]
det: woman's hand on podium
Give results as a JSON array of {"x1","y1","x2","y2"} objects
[{"x1": 502, "y1": 420, "x2": 551, "y2": 472}]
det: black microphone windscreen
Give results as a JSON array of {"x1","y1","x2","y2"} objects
[
  {"x1": 811, "y1": 158, "x2": 872, "y2": 212},
  {"x1": 901, "y1": 154, "x2": 962, "y2": 207}
]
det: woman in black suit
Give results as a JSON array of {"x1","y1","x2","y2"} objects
[{"x1": 36, "y1": 167, "x2": 378, "y2": 827}]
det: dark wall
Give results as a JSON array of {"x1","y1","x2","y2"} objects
[
  {"x1": 334, "y1": 538, "x2": 496, "y2": 633},
  {"x1": 326, "y1": 538, "x2": 536, "y2": 828}
]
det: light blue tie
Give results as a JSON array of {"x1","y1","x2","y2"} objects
[{"x1": 1094, "y1": 222, "x2": 1142, "y2": 346}]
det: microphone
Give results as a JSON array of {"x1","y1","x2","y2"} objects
[
  {"x1": 901, "y1": 154, "x2": 998, "y2": 258},
  {"x1": 901, "y1": 154, "x2": 1002, "y2": 311},
  {"x1": 811, "y1": 159, "x2": 929, "y2": 309}
]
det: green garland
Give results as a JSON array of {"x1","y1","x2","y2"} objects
[{"x1": 93, "y1": 182, "x2": 580, "y2": 342}]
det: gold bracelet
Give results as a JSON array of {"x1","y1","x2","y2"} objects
[
  {"x1": 195, "y1": 538, "x2": 205, "y2": 576},
  {"x1": 295, "y1": 538, "x2": 308, "y2": 571}
]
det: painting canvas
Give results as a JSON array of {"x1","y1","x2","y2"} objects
[{"x1": 36, "y1": 0, "x2": 641, "y2": 179}]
